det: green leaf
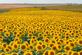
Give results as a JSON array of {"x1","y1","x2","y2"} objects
[
  {"x1": 18, "y1": 50, "x2": 23, "y2": 55},
  {"x1": 9, "y1": 32, "x2": 14, "y2": 41},
  {"x1": 1, "y1": 32, "x2": 6, "y2": 38},
  {"x1": 3, "y1": 32, "x2": 14, "y2": 44},
  {"x1": 3, "y1": 37, "x2": 10, "y2": 44},
  {"x1": 32, "y1": 51, "x2": 37, "y2": 55},
  {"x1": 33, "y1": 32, "x2": 39, "y2": 37},
  {"x1": 0, "y1": 49, "x2": 4, "y2": 52},
  {"x1": 37, "y1": 37, "x2": 43, "y2": 41},
  {"x1": 59, "y1": 45, "x2": 65, "y2": 53},
  {"x1": 21, "y1": 33, "x2": 30, "y2": 44},
  {"x1": 72, "y1": 45, "x2": 82, "y2": 52},
  {"x1": 37, "y1": 52, "x2": 43, "y2": 55},
  {"x1": 61, "y1": 33, "x2": 65, "y2": 39}
]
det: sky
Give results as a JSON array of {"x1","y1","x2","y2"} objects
[{"x1": 0, "y1": 0, "x2": 82, "y2": 4}]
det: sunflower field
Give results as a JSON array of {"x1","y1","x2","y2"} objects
[{"x1": 0, "y1": 8, "x2": 82, "y2": 55}]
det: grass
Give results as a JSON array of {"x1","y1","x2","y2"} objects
[
  {"x1": 40, "y1": 4, "x2": 82, "y2": 12},
  {"x1": 0, "y1": 9, "x2": 10, "y2": 13},
  {"x1": 0, "y1": 4, "x2": 82, "y2": 13}
]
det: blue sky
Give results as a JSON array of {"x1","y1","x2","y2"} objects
[{"x1": 0, "y1": 0, "x2": 82, "y2": 4}]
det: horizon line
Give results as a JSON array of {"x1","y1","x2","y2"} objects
[{"x1": 0, "y1": 3, "x2": 82, "y2": 5}]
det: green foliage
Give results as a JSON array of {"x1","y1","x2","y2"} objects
[
  {"x1": 18, "y1": 49, "x2": 23, "y2": 55},
  {"x1": 72, "y1": 45, "x2": 82, "y2": 52},
  {"x1": 0, "y1": 9, "x2": 10, "y2": 13},
  {"x1": 21, "y1": 33, "x2": 30, "y2": 44},
  {"x1": 32, "y1": 51, "x2": 37, "y2": 55},
  {"x1": 61, "y1": 33, "x2": 65, "y2": 39},
  {"x1": 2, "y1": 32, "x2": 14, "y2": 44}
]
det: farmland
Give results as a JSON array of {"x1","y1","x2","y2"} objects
[{"x1": 0, "y1": 4, "x2": 82, "y2": 55}]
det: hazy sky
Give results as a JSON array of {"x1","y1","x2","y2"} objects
[{"x1": 0, "y1": 0, "x2": 82, "y2": 4}]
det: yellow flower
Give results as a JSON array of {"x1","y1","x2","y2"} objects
[
  {"x1": 29, "y1": 45, "x2": 34, "y2": 50},
  {"x1": 11, "y1": 52, "x2": 18, "y2": 55},
  {"x1": 78, "y1": 39, "x2": 82, "y2": 46},
  {"x1": 4, "y1": 47, "x2": 11, "y2": 53},
  {"x1": 0, "y1": 52, "x2": 6, "y2": 55},
  {"x1": 37, "y1": 40, "x2": 43, "y2": 45},
  {"x1": 69, "y1": 42, "x2": 75, "y2": 48},
  {"x1": 79, "y1": 51, "x2": 82, "y2": 55},
  {"x1": 2, "y1": 43, "x2": 7, "y2": 49},
  {"x1": 24, "y1": 51, "x2": 33, "y2": 55},
  {"x1": 43, "y1": 50, "x2": 49, "y2": 55},
  {"x1": 12, "y1": 42, "x2": 19, "y2": 50},
  {"x1": 57, "y1": 52, "x2": 62, "y2": 55},
  {"x1": 5, "y1": 31, "x2": 10, "y2": 37},
  {"x1": 20, "y1": 44, "x2": 26, "y2": 51},
  {"x1": 49, "y1": 42, "x2": 54, "y2": 48},
  {"x1": 7, "y1": 45, "x2": 12, "y2": 51},
  {"x1": 52, "y1": 44, "x2": 57, "y2": 50},
  {"x1": 42, "y1": 44, "x2": 47, "y2": 50},
  {"x1": 52, "y1": 44, "x2": 61, "y2": 51},
  {"x1": 0, "y1": 35, "x2": 3, "y2": 41},
  {"x1": 14, "y1": 31, "x2": 21, "y2": 37},
  {"x1": 36, "y1": 44, "x2": 43, "y2": 51},
  {"x1": 30, "y1": 38, "x2": 37, "y2": 45},
  {"x1": 64, "y1": 45, "x2": 72, "y2": 52},
  {"x1": 44, "y1": 37, "x2": 51, "y2": 44},
  {"x1": 24, "y1": 41, "x2": 30, "y2": 49},
  {"x1": 48, "y1": 50, "x2": 55, "y2": 55},
  {"x1": 72, "y1": 51, "x2": 79, "y2": 55},
  {"x1": 14, "y1": 36, "x2": 20, "y2": 41},
  {"x1": 0, "y1": 28, "x2": 3, "y2": 32},
  {"x1": 67, "y1": 51, "x2": 73, "y2": 55}
]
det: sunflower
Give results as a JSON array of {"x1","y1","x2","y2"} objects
[
  {"x1": 37, "y1": 40, "x2": 43, "y2": 45},
  {"x1": 24, "y1": 51, "x2": 33, "y2": 55},
  {"x1": 64, "y1": 31, "x2": 70, "y2": 37},
  {"x1": 14, "y1": 36, "x2": 20, "y2": 41},
  {"x1": 69, "y1": 42, "x2": 75, "y2": 48},
  {"x1": 0, "y1": 44, "x2": 2, "y2": 49},
  {"x1": 48, "y1": 42, "x2": 54, "y2": 48},
  {"x1": 30, "y1": 38, "x2": 37, "y2": 46},
  {"x1": 57, "y1": 52, "x2": 62, "y2": 55},
  {"x1": 43, "y1": 50, "x2": 49, "y2": 55},
  {"x1": 72, "y1": 51, "x2": 79, "y2": 55},
  {"x1": 42, "y1": 44, "x2": 47, "y2": 50},
  {"x1": 5, "y1": 31, "x2": 10, "y2": 37},
  {"x1": 7, "y1": 45, "x2": 12, "y2": 52},
  {"x1": 48, "y1": 50, "x2": 55, "y2": 55},
  {"x1": 20, "y1": 44, "x2": 26, "y2": 51},
  {"x1": 63, "y1": 40, "x2": 70, "y2": 45},
  {"x1": 64, "y1": 45, "x2": 72, "y2": 52},
  {"x1": 67, "y1": 51, "x2": 73, "y2": 55},
  {"x1": 52, "y1": 45, "x2": 57, "y2": 50},
  {"x1": 78, "y1": 39, "x2": 82, "y2": 46},
  {"x1": 24, "y1": 41, "x2": 30, "y2": 49},
  {"x1": 29, "y1": 45, "x2": 34, "y2": 51},
  {"x1": 79, "y1": 51, "x2": 82, "y2": 55},
  {"x1": 44, "y1": 37, "x2": 51, "y2": 44},
  {"x1": 16, "y1": 40, "x2": 22, "y2": 44},
  {"x1": 14, "y1": 31, "x2": 21, "y2": 37},
  {"x1": 0, "y1": 52, "x2": 6, "y2": 55},
  {"x1": 0, "y1": 35, "x2": 3, "y2": 41},
  {"x1": 2, "y1": 43, "x2": 7, "y2": 49},
  {"x1": 57, "y1": 41, "x2": 62, "y2": 45},
  {"x1": 4, "y1": 47, "x2": 11, "y2": 53},
  {"x1": 12, "y1": 42, "x2": 19, "y2": 50},
  {"x1": 36, "y1": 44, "x2": 43, "y2": 51},
  {"x1": 11, "y1": 52, "x2": 18, "y2": 55},
  {"x1": 56, "y1": 44, "x2": 62, "y2": 51},
  {"x1": 0, "y1": 28, "x2": 4, "y2": 32}
]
